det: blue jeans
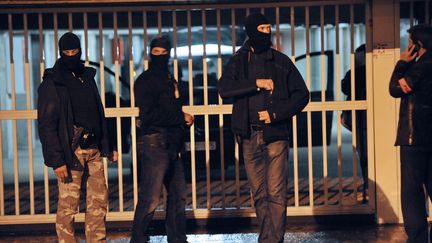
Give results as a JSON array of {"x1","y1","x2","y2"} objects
[
  {"x1": 400, "y1": 146, "x2": 432, "y2": 243},
  {"x1": 130, "y1": 133, "x2": 187, "y2": 243},
  {"x1": 242, "y1": 130, "x2": 289, "y2": 243}
]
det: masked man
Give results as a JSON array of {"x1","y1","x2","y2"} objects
[
  {"x1": 130, "y1": 35, "x2": 193, "y2": 243},
  {"x1": 218, "y1": 13, "x2": 309, "y2": 243},
  {"x1": 38, "y1": 32, "x2": 118, "y2": 242}
]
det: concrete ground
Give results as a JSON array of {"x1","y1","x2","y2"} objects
[{"x1": 0, "y1": 223, "x2": 408, "y2": 243}]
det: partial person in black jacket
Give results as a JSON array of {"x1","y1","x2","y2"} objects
[
  {"x1": 130, "y1": 35, "x2": 193, "y2": 243},
  {"x1": 218, "y1": 13, "x2": 309, "y2": 243},
  {"x1": 341, "y1": 44, "x2": 368, "y2": 202},
  {"x1": 389, "y1": 24, "x2": 432, "y2": 243},
  {"x1": 37, "y1": 32, "x2": 118, "y2": 242}
]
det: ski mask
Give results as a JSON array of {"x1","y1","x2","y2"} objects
[
  {"x1": 149, "y1": 35, "x2": 171, "y2": 71},
  {"x1": 245, "y1": 13, "x2": 272, "y2": 54},
  {"x1": 58, "y1": 32, "x2": 82, "y2": 71}
]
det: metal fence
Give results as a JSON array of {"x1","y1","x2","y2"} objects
[{"x1": 0, "y1": 0, "x2": 375, "y2": 224}]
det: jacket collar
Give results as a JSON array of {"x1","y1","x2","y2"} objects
[
  {"x1": 52, "y1": 61, "x2": 96, "y2": 85},
  {"x1": 416, "y1": 49, "x2": 432, "y2": 63}
]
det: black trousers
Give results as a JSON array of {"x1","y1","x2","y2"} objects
[
  {"x1": 242, "y1": 130, "x2": 289, "y2": 243},
  {"x1": 130, "y1": 133, "x2": 187, "y2": 243},
  {"x1": 400, "y1": 146, "x2": 432, "y2": 243}
]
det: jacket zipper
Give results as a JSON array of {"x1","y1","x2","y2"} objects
[
  {"x1": 71, "y1": 71, "x2": 84, "y2": 83},
  {"x1": 408, "y1": 98, "x2": 414, "y2": 145}
]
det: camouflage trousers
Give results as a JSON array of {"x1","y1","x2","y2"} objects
[{"x1": 56, "y1": 146, "x2": 108, "y2": 243}]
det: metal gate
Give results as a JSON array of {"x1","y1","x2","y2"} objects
[{"x1": 0, "y1": 0, "x2": 375, "y2": 224}]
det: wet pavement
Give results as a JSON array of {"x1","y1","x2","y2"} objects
[{"x1": 0, "y1": 224, "x2": 407, "y2": 242}]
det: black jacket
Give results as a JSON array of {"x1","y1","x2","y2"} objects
[
  {"x1": 389, "y1": 52, "x2": 432, "y2": 146},
  {"x1": 134, "y1": 65, "x2": 185, "y2": 147},
  {"x1": 218, "y1": 42, "x2": 310, "y2": 143},
  {"x1": 37, "y1": 62, "x2": 111, "y2": 171}
]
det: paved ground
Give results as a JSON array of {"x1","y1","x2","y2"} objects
[{"x1": 0, "y1": 224, "x2": 407, "y2": 243}]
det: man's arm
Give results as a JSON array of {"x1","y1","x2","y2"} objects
[
  {"x1": 37, "y1": 80, "x2": 65, "y2": 169},
  {"x1": 389, "y1": 60, "x2": 413, "y2": 97},
  {"x1": 267, "y1": 62, "x2": 310, "y2": 123},
  {"x1": 217, "y1": 55, "x2": 260, "y2": 98},
  {"x1": 389, "y1": 45, "x2": 419, "y2": 97}
]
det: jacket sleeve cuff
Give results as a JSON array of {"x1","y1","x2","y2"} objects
[
  {"x1": 51, "y1": 161, "x2": 66, "y2": 170},
  {"x1": 267, "y1": 107, "x2": 279, "y2": 123}
]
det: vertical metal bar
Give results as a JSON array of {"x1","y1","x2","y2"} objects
[
  {"x1": 335, "y1": 4, "x2": 343, "y2": 205},
  {"x1": 201, "y1": 9, "x2": 211, "y2": 210},
  {"x1": 276, "y1": 7, "x2": 281, "y2": 51},
  {"x1": 84, "y1": 12, "x2": 89, "y2": 66},
  {"x1": 113, "y1": 12, "x2": 124, "y2": 212},
  {"x1": 157, "y1": 14, "x2": 166, "y2": 211},
  {"x1": 38, "y1": 13, "x2": 45, "y2": 74},
  {"x1": 187, "y1": 10, "x2": 197, "y2": 210},
  {"x1": 24, "y1": 13, "x2": 35, "y2": 215},
  {"x1": 350, "y1": 4, "x2": 358, "y2": 203},
  {"x1": 98, "y1": 12, "x2": 106, "y2": 107},
  {"x1": 157, "y1": 11, "x2": 162, "y2": 34},
  {"x1": 410, "y1": 0, "x2": 414, "y2": 27},
  {"x1": 68, "y1": 12, "x2": 73, "y2": 32},
  {"x1": 98, "y1": 13, "x2": 109, "y2": 203},
  {"x1": 231, "y1": 8, "x2": 240, "y2": 209},
  {"x1": 157, "y1": 10, "x2": 168, "y2": 211},
  {"x1": 172, "y1": 10, "x2": 179, "y2": 209},
  {"x1": 128, "y1": 11, "x2": 138, "y2": 208},
  {"x1": 235, "y1": 138, "x2": 240, "y2": 208},
  {"x1": 231, "y1": 9, "x2": 236, "y2": 54},
  {"x1": 305, "y1": 6, "x2": 314, "y2": 207},
  {"x1": 38, "y1": 13, "x2": 50, "y2": 214},
  {"x1": 8, "y1": 14, "x2": 20, "y2": 215},
  {"x1": 173, "y1": 10, "x2": 178, "y2": 81},
  {"x1": 291, "y1": 6, "x2": 300, "y2": 208},
  {"x1": 319, "y1": 5, "x2": 328, "y2": 206},
  {"x1": 365, "y1": 0, "x2": 376, "y2": 210},
  {"x1": 216, "y1": 8, "x2": 226, "y2": 210},
  {"x1": 143, "y1": 11, "x2": 148, "y2": 71},
  {"x1": 54, "y1": 13, "x2": 59, "y2": 61},
  {"x1": 0, "y1": 118, "x2": 3, "y2": 215}
]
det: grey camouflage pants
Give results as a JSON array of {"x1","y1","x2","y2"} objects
[{"x1": 56, "y1": 146, "x2": 108, "y2": 243}]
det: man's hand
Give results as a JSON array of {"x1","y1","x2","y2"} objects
[
  {"x1": 400, "y1": 44, "x2": 418, "y2": 63},
  {"x1": 54, "y1": 165, "x2": 68, "y2": 182},
  {"x1": 108, "y1": 151, "x2": 118, "y2": 163},
  {"x1": 398, "y1": 78, "x2": 412, "y2": 94},
  {"x1": 256, "y1": 79, "x2": 274, "y2": 93},
  {"x1": 184, "y1": 113, "x2": 194, "y2": 126},
  {"x1": 258, "y1": 111, "x2": 271, "y2": 124}
]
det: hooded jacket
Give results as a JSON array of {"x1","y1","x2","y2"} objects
[
  {"x1": 37, "y1": 62, "x2": 112, "y2": 171},
  {"x1": 218, "y1": 41, "x2": 310, "y2": 143}
]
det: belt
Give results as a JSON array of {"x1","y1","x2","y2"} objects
[{"x1": 250, "y1": 124, "x2": 263, "y2": 131}]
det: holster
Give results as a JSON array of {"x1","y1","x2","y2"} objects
[{"x1": 72, "y1": 125, "x2": 98, "y2": 150}]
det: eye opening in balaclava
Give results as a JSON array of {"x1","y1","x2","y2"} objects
[
  {"x1": 245, "y1": 13, "x2": 272, "y2": 54},
  {"x1": 149, "y1": 34, "x2": 171, "y2": 71},
  {"x1": 58, "y1": 32, "x2": 82, "y2": 72}
]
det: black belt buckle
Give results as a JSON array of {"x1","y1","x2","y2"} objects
[{"x1": 250, "y1": 124, "x2": 263, "y2": 131}]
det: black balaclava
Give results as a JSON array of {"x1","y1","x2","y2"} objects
[
  {"x1": 245, "y1": 13, "x2": 272, "y2": 54},
  {"x1": 58, "y1": 32, "x2": 82, "y2": 72},
  {"x1": 149, "y1": 35, "x2": 171, "y2": 72}
]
